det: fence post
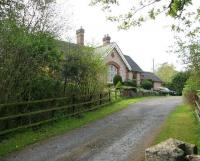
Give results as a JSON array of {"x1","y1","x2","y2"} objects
[
  {"x1": 100, "y1": 93, "x2": 102, "y2": 105},
  {"x1": 72, "y1": 94, "x2": 75, "y2": 114},
  {"x1": 115, "y1": 90, "x2": 117, "y2": 100},
  {"x1": 109, "y1": 90, "x2": 111, "y2": 102}
]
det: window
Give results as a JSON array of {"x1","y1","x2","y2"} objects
[{"x1": 108, "y1": 65, "x2": 118, "y2": 83}]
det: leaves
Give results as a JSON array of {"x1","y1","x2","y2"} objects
[
  {"x1": 90, "y1": 0, "x2": 194, "y2": 29},
  {"x1": 156, "y1": 63, "x2": 178, "y2": 83},
  {"x1": 0, "y1": 20, "x2": 62, "y2": 103},
  {"x1": 62, "y1": 47, "x2": 107, "y2": 96}
]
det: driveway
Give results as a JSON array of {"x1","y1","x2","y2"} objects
[{"x1": 4, "y1": 96, "x2": 182, "y2": 161}]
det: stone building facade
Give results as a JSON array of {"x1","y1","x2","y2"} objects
[{"x1": 75, "y1": 27, "x2": 162, "y2": 88}]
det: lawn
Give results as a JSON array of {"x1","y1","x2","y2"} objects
[
  {"x1": 0, "y1": 96, "x2": 150, "y2": 158},
  {"x1": 154, "y1": 104, "x2": 200, "y2": 153}
]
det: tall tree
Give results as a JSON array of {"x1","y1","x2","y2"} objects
[
  {"x1": 0, "y1": 0, "x2": 66, "y2": 36},
  {"x1": 156, "y1": 63, "x2": 177, "y2": 83},
  {"x1": 0, "y1": 0, "x2": 64, "y2": 103}
]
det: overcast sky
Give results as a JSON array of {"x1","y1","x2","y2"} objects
[{"x1": 56, "y1": 0, "x2": 187, "y2": 72}]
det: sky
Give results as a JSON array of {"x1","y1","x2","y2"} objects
[{"x1": 56, "y1": 0, "x2": 186, "y2": 72}]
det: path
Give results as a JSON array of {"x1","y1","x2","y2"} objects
[{"x1": 4, "y1": 96, "x2": 182, "y2": 161}]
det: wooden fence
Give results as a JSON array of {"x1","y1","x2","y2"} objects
[
  {"x1": 0, "y1": 90, "x2": 120, "y2": 136},
  {"x1": 195, "y1": 90, "x2": 200, "y2": 120}
]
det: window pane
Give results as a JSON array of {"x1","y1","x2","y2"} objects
[{"x1": 108, "y1": 65, "x2": 118, "y2": 83}]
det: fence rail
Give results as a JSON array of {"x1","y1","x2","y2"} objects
[
  {"x1": 0, "y1": 90, "x2": 120, "y2": 136},
  {"x1": 195, "y1": 90, "x2": 200, "y2": 120}
]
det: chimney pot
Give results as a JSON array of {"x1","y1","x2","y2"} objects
[
  {"x1": 76, "y1": 27, "x2": 84, "y2": 45},
  {"x1": 103, "y1": 34, "x2": 111, "y2": 45}
]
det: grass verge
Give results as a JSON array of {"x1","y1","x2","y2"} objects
[
  {"x1": 154, "y1": 104, "x2": 200, "y2": 153},
  {"x1": 0, "y1": 96, "x2": 150, "y2": 158}
]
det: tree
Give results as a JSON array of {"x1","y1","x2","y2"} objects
[
  {"x1": 0, "y1": 0, "x2": 67, "y2": 36},
  {"x1": 113, "y1": 75, "x2": 122, "y2": 86},
  {"x1": 169, "y1": 72, "x2": 190, "y2": 95},
  {"x1": 141, "y1": 80, "x2": 153, "y2": 90},
  {"x1": 170, "y1": 3, "x2": 200, "y2": 71},
  {"x1": 156, "y1": 63, "x2": 177, "y2": 83},
  {"x1": 171, "y1": 4, "x2": 200, "y2": 101},
  {"x1": 0, "y1": 0, "x2": 66, "y2": 103},
  {"x1": 0, "y1": 21, "x2": 62, "y2": 103},
  {"x1": 62, "y1": 46, "x2": 107, "y2": 96},
  {"x1": 90, "y1": 0, "x2": 194, "y2": 29}
]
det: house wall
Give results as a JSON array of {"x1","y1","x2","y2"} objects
[
  {"x1": 136, "y1": 73, "x2": 141, "y2": 86},
  {"x1": 105, "y1": 49, "x2": 128, "y2": 82},
  {"x1": 127, "y1": 71, "x2": 133, "y2": 80},
  {"x1": 153, "y1": 82, "x2": 162, "y2": 90}
]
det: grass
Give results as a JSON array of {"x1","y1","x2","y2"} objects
[
  {"x1": 154, "y1": 104, "x2": 200, "y2": 153},
  {"x1": 0, "y1": 96, "x2": 150, "y2": 158}
]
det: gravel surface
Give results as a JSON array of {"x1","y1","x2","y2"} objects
[{"x1": 4, "y1": 96, "x2": 182, "y2": 161}]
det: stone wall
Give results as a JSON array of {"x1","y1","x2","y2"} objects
[
  {"x1": 105, "y1": 49, "x2": 128, "y2": 81},
  {"x1": 145, "y1": 138, "x2": 200, "y2": 161}
]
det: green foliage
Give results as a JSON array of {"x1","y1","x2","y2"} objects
[
  {"x1": 141, "y1": 80, "x2": 153, "y2": 90},
  {"x1": 29, "y1": 76, "x2": 64, "y2": 100},
  {"x1": 156, "y1": 63, "x2": 177, "y2": 83},
  {"x1": 168, "y1": 72, "x2": 190, "y2": 95},
  {"x1": 90, "y1": 0, "x2": 193, "y2": 29},
  {"x1": 113, "y1": 75, "x2": 122, "y2": 86},
  {"x1": 0, "y1": 1, "x2": 107, "y2": 104},
  {"x1": 115, "y1": 81, "x2": 122, "y2": 89},
  {"x1": 0, "y1": 21, "x2": 62, "y2": 103},
  {"x1": 62, "y1": 47, "x2": 107, "y2": 96},
  {"x1": 171, "y1": 3, "x2": 200, "y2": 102},
  {"x1": 183, "y1": 72, "x2": 200, "y2": 105},
  {"x1": 123, "y1": 79, "x2": 137, "y2": 87}
]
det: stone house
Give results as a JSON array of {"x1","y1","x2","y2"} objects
[
  {"x1": 95, "y1": 34, "x2": 143, "y2": 86},
  {"x1": 61, "y1": 27, "x2": 162, "y2": 89}
]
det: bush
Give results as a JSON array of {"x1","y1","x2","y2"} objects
[
  {"x1": 115, "y1": 81, "x2": 122, "y2": 89},
  {"x1": 183, "y1": 73, "x2": 200, "y2": 105},
  {"x1": 123, "y1": 79, "x2": 137, "y2": 87},
  {"x1": 113, "y1": 75, "x2": 122, "y2": 86},
  {"x1": 141, "y1": 80, "x2": 153, "y2": 90},
  {"x1": 169, "y1": 72, "x2": 190, "y2": 95}
]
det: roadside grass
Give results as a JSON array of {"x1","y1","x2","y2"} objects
[
  {"x1": 0, "y1": 96, "x2": 151, "y2": 158},
  {"x1": 154, "y1": 104, "x2": 200, "y2": 153}
]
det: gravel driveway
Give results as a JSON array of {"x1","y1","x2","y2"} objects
[{"x1": 4, "y1": 96, "x2": 182, "y2": 161}]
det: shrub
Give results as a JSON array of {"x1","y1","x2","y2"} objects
[
  {"x1": 183, "y1": 73, "x2": 200, "y2": 105},
  {"x1": 123, "y1": 79, "x2": 137, "y2": 87},
  {"x1": 115, "y1": 81, "x2": 122, "y2": 89},
  {"x1": 141, "y1": 80, "x2": 153, "y2": 90},
  {"x1": 113, "y1": 75, "x2": 122, "y2": 86},
  {"x1": 169, "y1": 72, "x2": 190, "y2": 95}
]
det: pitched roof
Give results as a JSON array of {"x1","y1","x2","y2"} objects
[
  {"x1": 57, "y1": 40, "x2": 93, "y2": 52},
  {"x1": 95, "y1": 42, "x2": 132, "y2": 71},
  {"x1": 142, "y1": 72, "x2": 163, "y2": 82},
  {"x1": 124, "y1": 55, "x2": 143, "y2": 72},
  {"x1": 57, "y1": 40, "x2": 143, "y2": 73}
]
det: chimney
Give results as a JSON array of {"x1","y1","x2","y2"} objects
[
  {"x1": 76, "y1": 27, "x2": 84, "y2": 45},
  {"x1": 103, "y1": 34, "x2": 111, "y2": 45}
]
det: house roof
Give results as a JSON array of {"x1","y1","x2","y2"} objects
[
  {"x1": 57, "y1": 40, "x2": 143, "y2": 73},
  {"x1": 56, "y1": 40, "x2": 92, "y2": 53},
  {"x1": 95, "y1": 42, "x2": 132, "y2": 71},
  {"x1": 124, "y1": 55, "x2": 143, "y2": 72},
  {"x1": 142, "y1": 72, "x2": 163, "y2": 82}
]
